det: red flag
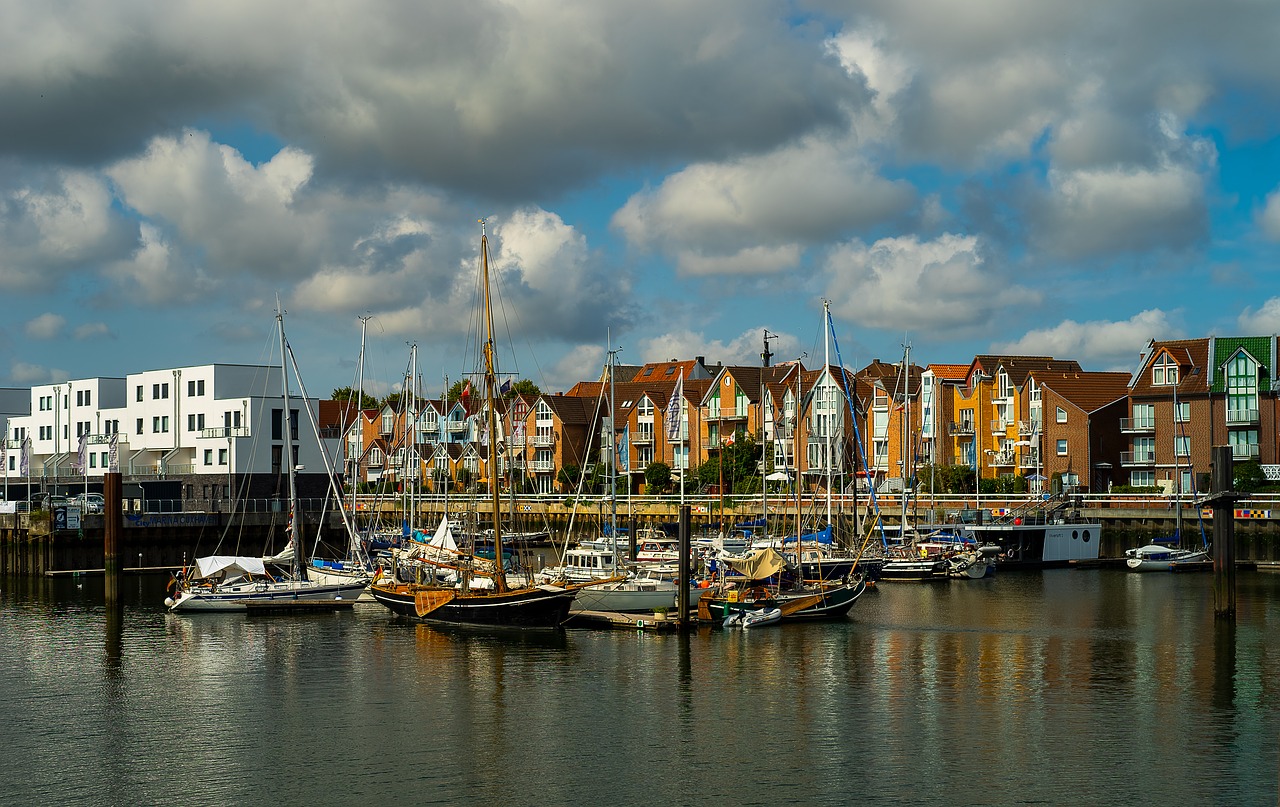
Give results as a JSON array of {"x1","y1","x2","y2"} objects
[{"x1": 461, "y1": 380, "x2": 472, "y2": 414}]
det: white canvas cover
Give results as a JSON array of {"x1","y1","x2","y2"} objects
[
  {"x1": 427, "y1": 516, "x2": 459, "y2": 552},
  {"x1": 263, "y1": 540, "x2": 295, "y2": 564},
  {"x1": 194, "y1": 555, "x2": 268, "y2": 580}
]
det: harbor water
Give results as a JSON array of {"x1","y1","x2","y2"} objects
[{"x1": 2, "y1": 569, "x2": 1279, "y2": 806}]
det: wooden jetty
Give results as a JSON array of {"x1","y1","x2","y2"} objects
[{"x1": 563, "y1": 609, "x2": 678, "y2": 632}]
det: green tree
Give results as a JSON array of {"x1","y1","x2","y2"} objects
[
  {"x1": 557, "y1": 463, "x2": 581, "y2": 493},
  {"x1": 644, "y1": 461, "x2": 672, "y2": 493},
  {"x1": 506, "y1": 379, "x2": 541, "y2": 399},
  {"x1": 330, "y1": 386, "x2": 379, "y2": 410},
  {"x1": 1235, "y1": 460, "x2": 1266, "y2": 492}
]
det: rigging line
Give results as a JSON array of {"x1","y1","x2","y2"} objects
[{"x1": 826, "y1": 311, "x2": 888, "y2": 548}]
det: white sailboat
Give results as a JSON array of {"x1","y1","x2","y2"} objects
[{"x1": 166, "y1": 302, "x2": 370, "y2": 612}]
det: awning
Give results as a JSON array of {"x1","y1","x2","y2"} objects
[
  {"x1": 194, "y1": 555, "x2": 267, "y2": 579},
  {"x1": 721, "y1": 547, "x2": 786, "y2": 581}
]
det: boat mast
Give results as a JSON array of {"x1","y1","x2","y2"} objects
[
  {"x1": 276, "y1": 298, "x2": 303, "y2": 581},
  {"x1": 608, "y1": 341, "x2": 619, "y2": 571},
  {"x1": 409, "y1": 342, "x2": 418, "y2": 539},
  {"x1": 479, "y1": 220, "x2": 507, "y2": 594},
  {"x1": 1173, "y1": 369, "x2": 1182, "y2": 547},
  {"x1": 352, "y1": 315, "x2": 370, "y2": 554},
  {"x1": 823, "y1": 300, "x2": 833, "y2": 530},
  {"x1": 902, "y1": 344, "x2": 911, "y2": 536}
]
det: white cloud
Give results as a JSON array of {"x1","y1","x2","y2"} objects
[
  {"x1": 25, "y1": 313, "x2": 65, "y2": 340},
  {"x1": 104, "y1": 223, "x2": 214, "y2": 304},
  {"x1": 1238, "y1": 297, "x2": 1280, "y2": 333},
  {"x1": 1259, "y1": 188, "x2": 1280, "y2": 242},
  {"x1": 823, "y1": 233, "x2": 1040, "y2": 334},
  {"x1": 10, "y1": 361, "x2": 65, "y2": 384},
  {"x1": 614, "y1": 138, "x2": 913, "y2": 276},
  {"x1": 634, "y1": 327, "x2": 800, "y2": 369},
  {"x1": 992, "y1": 309, "x2": 1180, "y2": 367},
  {"x1": 73, "y1": 322, "x2": 113, "y2": 340}
]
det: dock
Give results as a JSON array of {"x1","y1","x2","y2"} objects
[
  {"x1": 242, "y1": 600, "x2": 355, "y2": 616},
  {"x1": 563, "y1": 609, "x2": 679, "y2": 632}
]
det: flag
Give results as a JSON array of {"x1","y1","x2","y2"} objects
[
  {"x1": 460, "y1": 380, "x2": 472, "y2": 414},
  {"x1": 20, "y1": 437, "x2": 29, "y2": 476},
  {"x1": 664, "y1": 373, "x2": 684, "y2": 441},
  {"x1": 499, "y1": 378, "x2": 512, "y2": 395},
  {"x1": 75, "y1": 432, "x2": 87, "y2": 474},
  {"x1": 724, "y1": 430, "x2": 736, "y2": 446},
  {"x1": 108, "y1": 432, "x2": 119, "y2": 472},
  {"x1": 618, "y1": 430, "x2": 630, "y2": 472},
  {"x1": 0, "y1": 438, "x2": 6, "y2": 471}
]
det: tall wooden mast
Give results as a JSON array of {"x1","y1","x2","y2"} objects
[{"x1": 479, "y1": 220, "x2": 507, "y2": 594}]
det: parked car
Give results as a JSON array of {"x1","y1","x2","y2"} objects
[{"x1": 72, "y1": 493, "x2": 105, "y2": 514}]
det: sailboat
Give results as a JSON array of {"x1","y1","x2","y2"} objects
[
  {"x1": 165, "y1": 302, "x2": 371, "y2": 612},
  {"x1": 536, "y1": 345, "x2": 684, "y2": 614},
  {"x1": 369, "y1": 220, "x2": 577, "y2": 629}
]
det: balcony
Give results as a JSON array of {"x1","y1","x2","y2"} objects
[
  {"x1": 1121, "y1": 450, "x2": 1156, "y2": 466},
  {"x1": 200, "y1": 427, "x2": 251, "y2": 439},
  {"x1": 509, "y1": 457, "x2": 527, "y2": 470},
  {"x1": 632, "y1": 431, "x2": 654, "y2": 445},
  {"x1": 990, "y1": 419, "x2": 1010, "y2": 434},
  {"x1": 989, "y1": 450, "x2": 1017, "y2": 467},
  {"x1": 533, "y1": 434, "x2": 554, "y2": 447},
  {"x1": 532, "y1": 460, "x2": 555, "y2": 472},
  {"x1": 1119, "y1": 418, "x2": 1155, "y2": 433},
  {"x1": 1017, "y1": 420, "x2": 1038, "y2": 436},
  {"x1": 446, "y1": 421, "x2": 467, "y2": 433},
  {"x1": 1232, "y1": 443, "x2": 1260, "y2": 459},
  {"x1": 949, "y1": 422, "x2": 974, "y2": 436},
  {"x1": 1226, "y1": 409, "x2": 1260, "y2": 426},
  {"x1": 709, "y1": 409, "x2": 748, "y2": 421}
]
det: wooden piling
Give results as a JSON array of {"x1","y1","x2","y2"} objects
[
  {"x1": 677, "y1": 504, "x2": 691, "y2": 627},
  {"x1": 104, "y1": 472, "x2": 122, "y2": 605},
  {"x1": 1209, "y1": 446, "x2": 1237, "y2": 620}
]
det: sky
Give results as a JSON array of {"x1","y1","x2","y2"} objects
[{"x1": 3, "y1": 0, "x2": 1280, "y2": 401}]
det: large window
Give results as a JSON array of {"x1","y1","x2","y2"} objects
[
  {"x1": 1130, "y1": 470, "x2": 1154, "y2": 487},
  {"x1": 1132, "y1": 403, "x2": 1154, "y2": 429},
  {"x1": 1056, "y1": 439, "x2": 1068, "y2": 455},
  {"x1": 1226, "y1": 353, "x2": 1258, "y2": 420}
]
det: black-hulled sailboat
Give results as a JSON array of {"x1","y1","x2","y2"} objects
[{"x1": 369, "y1": 220, "x2": 576, "y2": 629}]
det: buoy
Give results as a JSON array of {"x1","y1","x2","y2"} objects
[{"x1": 163, "y1": 597, "x2": 174, "y2": 607}]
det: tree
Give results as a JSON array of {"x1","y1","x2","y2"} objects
[
  {"x1": 644, "y1": 461, "x2": 672, "y2": 493},
  {"x1": 330, "y1": 386, "x2": 378, "y2": 410},
  {"x1": 1235, "y1": 460, "x2": 1267, "y2": 492},
  {"x1": 506, "y1": 379, "x2": 541, "y2": 399},
  {"x1": 557, "y1": 464, "x2": 581, "y2": 493},
  {"x1": 380, "y1": 390, "x2": 409, "y2": 410}
]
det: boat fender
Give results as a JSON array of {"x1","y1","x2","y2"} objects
[{"x1": 163, "y1": 597, "x2": 174, "y2": 608}]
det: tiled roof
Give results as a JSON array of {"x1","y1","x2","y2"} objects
[
  {"x1": 1129, "y1": 338, "x2": 1211, "y2": 396},
  {"x1": 927, "y1": 364, "x2": 970, "y2": 381},
  {"x1": 1210, "y1": 336, "x2": 1276, "y2": 393},
  {"x1": 1036, "y1": 371, "x2": 1131, "y2": 413},
  {"x1": 973, "y1": 355, "x2": 1082, "y2": 386}
]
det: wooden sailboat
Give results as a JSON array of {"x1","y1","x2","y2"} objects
[{"x1": 370, "y1": 220, "x2": 577, "y2": 629}]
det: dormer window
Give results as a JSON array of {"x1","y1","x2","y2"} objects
[{"x1": 1152, "y1": 354, "x2": 1178, "y2": 386}]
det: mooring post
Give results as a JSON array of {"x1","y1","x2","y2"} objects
[
  {"x1": 628, "y1": 512, "x2": 638, "y2": 563},
  {"x1": 1205, "y1": 445, "x2": 1237, "y2": 621},
  {"x1": 677, "y1": 504, "x2": 691, "y2": 627},
  {"x1": 104, "y1": 472, "x2": 122, "y2": 604}
]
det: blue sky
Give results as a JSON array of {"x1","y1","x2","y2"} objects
[{"x1": 3, "y1": 0, "x2": 1280, "y2": 400}]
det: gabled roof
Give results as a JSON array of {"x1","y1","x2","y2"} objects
[
  {"x1": 1129, "y1": 338, "x2": 1210, "y2": 396},
  {"x1": 538, "y1": 393, "x2": 600, "y2": 426},
  {"x1": 926, "y1": 364, "x2": 970, "y2": 381},
  {"x1": 1209, "y1": 336, "x2": 1276, "y2": 393},
  {"x1": 632, "y1": 360, "x2": 699, "y2": 383},
  {"x1": 972, "y1": 355, "x2": 1082, "y2": 387},
  {"x1": 1036, "y1": 371, "x2": 1131, "y2": 414}
]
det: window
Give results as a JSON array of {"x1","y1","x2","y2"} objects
[
  {"x1": 99, "y1": 451, "x2": 108, "y2": 467},
  {"x1": 89, "y1": 453, "x2": 96, "y2": 468},
  {"x1": 218, "y1": 449, "x2": 227, "y2": 466},
  {"x1": 187, "y1": 379, "x2": 205, "y2": 397},
  {"x1": 1131, "y1": 404, "x2": 1154, "y2": 429},
  {"x1": 153, "y1": 383, "x2": 160, "y2": 399},
  {"x1": 1175, "y1": 402, "x2": 1190, "y2": 423},
  {"x1": 153, "y1": 417, "x2": 161, "y2": 433},
  {"x1": 136, "y1": 385, "x2": 143, "y2": 402},
  {"x1": 1056, "y1": 407, "x2": 1067, "y2": 423},
  {"x1": 188, "y1": 414, "x2": 196, "y2": 431},
  {"x1": 1226, "y1": 353, "x2": 1258, "y2": 421},
  {"x1": 136, "y1": 418, "x2": 144, "y2": 435},
  {"x1": 204, "y1": 449, "x2": 213, "y2": 465},
  {"x1": 1152, "y1": 354, "x2": 1178, "y2": 386},
  {"x1": 1056, "y1": 439, "x2": 1068, "y2": 455},
  {"x1": 1175, "y1": 436, "x2": 1190, "y2": 457}
]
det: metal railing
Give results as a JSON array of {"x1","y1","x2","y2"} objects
[
  {"x1": 1232, "y1": 443, "x2": 1260, "y2": 459},
  {"x1": 1226, "y1": 409, "x2": 1260, "y2": 425},
  {"x1": 1119, "y1": 418, "x2": 1155, "y2": 432},
  {"x1": 1120, "y1": 450, "x2": 1156, "y2": 466},
  {"x1": 949, "y1": 422, "x2": 974, "y2": 436}
]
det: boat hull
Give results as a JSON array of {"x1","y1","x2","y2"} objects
[
  {"x1": 306, "y1": 565, "x2": 376, "y2": 601},
  {"x1": 701, "y1": 579, "x2": 866, "y2": 623},
  {"x1": 370, "y1": 582, "x2": 575, "y2": 629},
  {"x1": 879, "y1": 558, "x2": 950, "y2": 582},
  {"x1": 937, "y1": 522, "x2": 1103, "y2": 569},
  {"x1": 168, "y1": 579, "x2": 369, "y2": 612},
  {"x1": 571, "y1": 582, "x2": 680, "y2": 613}
]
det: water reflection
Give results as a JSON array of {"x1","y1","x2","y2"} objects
[{"x1": 1, "y1": 571, "x2": 1279, "y2": 805}]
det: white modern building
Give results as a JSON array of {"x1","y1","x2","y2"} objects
[{"x1": 4, "y1": 364, "x2": 338, "y2": 510}]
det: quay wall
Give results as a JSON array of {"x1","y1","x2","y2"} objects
[{"x1": 4, "y1": 494, "x2": 1280, "y2": 575}]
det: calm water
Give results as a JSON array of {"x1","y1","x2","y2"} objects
[{"x1": 2, "y1": 570, "x2": 1278, "y2": 807}]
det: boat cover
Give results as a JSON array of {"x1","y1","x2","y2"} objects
[
  {"x1": 722, "y1": 548, "x2": 786, "y2": 581},
  {"x1": 194, "y1": 555, "x2": 267, "y2": 579}
]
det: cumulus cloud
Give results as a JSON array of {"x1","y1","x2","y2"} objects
[
  {"x1": 1259, "y1": 187, "x2": 1280, "y2": 241},
  {"x1": 822, "y1": 233, "x2": 1040, "y2": 335},
  {"x1": 992, "y1": 309, "x2": 1180, "y2": 368},
  {"x1": 0, "y1": 167, "x2": 133, "y2": 290},
  {"x1": 633, "y1": 327, "x2": 800, "y2": 369},
  {"x1": 1238, "y1": 297, "x2": 1280, "y2": 333},
  {"x1": 10, "y1": 361, "x2": 66, "y2": 384},
  {"x1": 25, "y1": 313, "x2": 65, "y2": 340},
  {"x1": 614, "y1": 139, "x2": 913, "y2": 276}
]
